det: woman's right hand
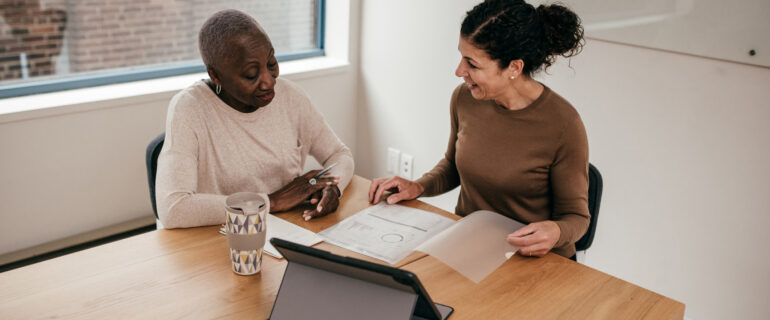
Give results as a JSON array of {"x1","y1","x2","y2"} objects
[
  {"x1": 269, "y1": 170, "x2": 339, "y2": 212},
  {"x1": 369, "y1": 176, "x2": 424, "y2": 204}
]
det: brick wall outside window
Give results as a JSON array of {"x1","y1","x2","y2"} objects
[{"x1": 0, "y1": 0, "x2": 317, "y2": 83}]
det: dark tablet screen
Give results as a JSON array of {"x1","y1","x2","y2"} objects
[{"x1": 270, "y1": 237, "x2": 453, "y2": 320}]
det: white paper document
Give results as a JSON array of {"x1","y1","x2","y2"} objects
[
  {"x1": 416, "y1": 210, "x2": 525, "y2": 283},
  {"x1": 319, "y1": 204, "x2": 526, "y2": 283},
  {"x1": 264, "y1": 214, "x2": 323, "y2": 259},
  {"x1": 317, "y1": 203, "x2": 456, "y2": 265}
]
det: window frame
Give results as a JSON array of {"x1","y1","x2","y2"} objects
[{"x1": 0, "y1": 0, "x2": 326, "y2": 99}]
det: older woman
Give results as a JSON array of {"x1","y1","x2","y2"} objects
[
  {"x1": 156, "y1": 10, "x2": 354, "y2": 228},
  {"x1": 370, "y1": 0, "x2": 588, "y2": 259}
]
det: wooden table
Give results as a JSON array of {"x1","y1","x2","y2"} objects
[
  {"x1": 403, "y1": 255, "x2": 684, "y2": 320},
  {"x1": 0, "y1": 176, "x2": 684, "y2": 319}
]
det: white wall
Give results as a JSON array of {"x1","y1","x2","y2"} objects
[
  {"x1": 0, "y1": 0, "x2": 360, "y2": 262},
  {"x1": 355, "y1": 1, "x2": 770, "y2": 319},
  {"x1": 355, "y1": 0, "x2": 468, "y2": 208},
  {"x1": 544, "y1": 39, "x2": 770, "y2": 320},
  {"x1": 0, "y1": 68, "x2": 358, "y2": 261}
]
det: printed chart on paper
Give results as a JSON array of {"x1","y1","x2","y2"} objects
[{"x1": 318, "y1": 203, "x2": 455, "y2": 264}]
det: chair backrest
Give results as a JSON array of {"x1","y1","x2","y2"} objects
[
  {"x1": 575, "y1": 163, "x2": 603, "y2": 251},
  {"x1": 145, "y1": 132, "x2": 165, "y2": 219}
]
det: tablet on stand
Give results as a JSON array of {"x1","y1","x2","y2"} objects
[{"x1": 269, "y1": 238, "x2": 454, "y2": 320}]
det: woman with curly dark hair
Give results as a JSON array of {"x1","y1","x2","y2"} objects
[{"x1": 370, "y1": 0, "x2": 588, "y2": 260}]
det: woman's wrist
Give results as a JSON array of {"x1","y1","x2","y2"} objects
[
  {"x1": 415, "y1": 180, "x2": 426, "y2": 198},
  {"x1": 267, "y1": 193, "x2": 285, "y2": 212},
  {"x1": 544, "y1": 220, "x2": 562, "y2": 248},
  {"x1": 326, "y1": 185, "x2": 341, "y2": 198}
]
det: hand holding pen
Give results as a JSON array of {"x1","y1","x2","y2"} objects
[
  {"x1": 303, "y1": 163, "x2": 341, "y2": 221},
  {"x1": 268, "y1": 163, "x2": 340, "y2": 213},
  {"x1": 308, "y1": 162, "x2": 337, "y2": 185}
]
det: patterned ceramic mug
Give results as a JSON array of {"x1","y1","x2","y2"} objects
[{"x1": 225, "y1": 192, "x2": 268, "y2": 275}]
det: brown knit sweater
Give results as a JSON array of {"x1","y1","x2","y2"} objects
[{"x1": 416, "y1": 83, "x2": 589, "y2": 257}]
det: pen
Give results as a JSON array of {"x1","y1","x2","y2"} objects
[
  {"x1": 308, "y1": 162, "x2": 338, "y2": 185},
  {"x1": 313, "y1": 162, "x2": 338, "y2": 179}
]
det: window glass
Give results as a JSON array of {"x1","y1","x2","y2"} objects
[{"x1": 0, "y1": 0, "x2": 322, "y2": 97}]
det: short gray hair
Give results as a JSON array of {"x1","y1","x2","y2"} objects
[{"x1": 198, "y1": 9, "x2": 263, "y2": 68}]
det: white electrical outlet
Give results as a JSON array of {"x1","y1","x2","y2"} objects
[
  {"x1": 387, "y1": 147, "x2": 400, "y2": 174},
  {"x1": 400, "y1": 153, "x2": 414, "y2": 180}
]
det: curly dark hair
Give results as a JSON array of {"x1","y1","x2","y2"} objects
[{"x1": 461, "y1": 0, "x2": 584, "y2": 76}]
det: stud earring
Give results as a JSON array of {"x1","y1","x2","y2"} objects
[
  {"x1": 510, "y1": 75, "x2": 516, "y2": 80},
  {"x1": 216, "y1": 84, "x2": 222, "y2": 95}
]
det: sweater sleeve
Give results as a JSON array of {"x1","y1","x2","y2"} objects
[
  {"x1": 550, "y1": 115, "x2": 591, "y2": 248},
  {"x1": 416, "y1": 85, "x2": 462, "y2": 196},
  {"x1": 156, "y1": 92, "x2": 238, "y2": 228},
  {"x1": 295, "y1": 86, "x2": 355, "y2": 194}
]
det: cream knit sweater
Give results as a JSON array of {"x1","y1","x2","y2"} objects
[{"x1": 156, "y1": 78, "x2": 354, "y2": 228}]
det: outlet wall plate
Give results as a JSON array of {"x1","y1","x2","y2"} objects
[{"x1": 400, "y1": 153, "x2": 414, "y2": 180}]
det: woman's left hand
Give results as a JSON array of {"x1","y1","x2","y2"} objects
[
  {"x1": 303, "y1": 185, "x2": 340, "y2": 221},
  {"x1": 506, "y1": 221, "x2": 561, "y2": 257}
]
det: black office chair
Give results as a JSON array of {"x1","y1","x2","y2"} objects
[
  {"x1": 575, "y1": 163, "x2": 603, "y2": 251},
  {"x1": 145, "y1": 132, "x2": 165, "y2": 219}
]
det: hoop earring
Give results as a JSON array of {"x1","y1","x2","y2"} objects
[{"x1": 215, "y1": 84, "x2": 222, "y2": 95}]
